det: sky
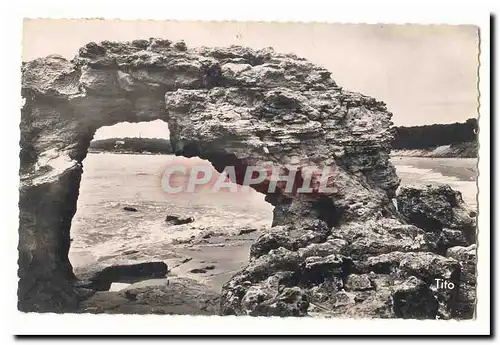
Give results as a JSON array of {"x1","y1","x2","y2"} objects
[{"x1": 23, "y1": 19, "x2": 479, "y2": 139}]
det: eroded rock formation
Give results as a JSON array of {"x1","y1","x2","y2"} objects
[{"x1": 20, "y1": 39, "x2": 475, "y2": 318}]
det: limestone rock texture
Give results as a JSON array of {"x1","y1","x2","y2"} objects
[
  {"x1": 20, "y1": 39, "x2": 476, "y2": 318},
  {"x1": 396, "y1": 185, "x2": 477, "y2": 247}
]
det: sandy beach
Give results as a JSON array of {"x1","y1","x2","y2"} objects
[{"x1": 73, "y1": 153, "x2": 478, "y2": 313}]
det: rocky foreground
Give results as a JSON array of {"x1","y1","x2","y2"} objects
[
  {"x1": 219, "y1": 184, "x2": 476, "y2": 318},
  {"x1": 20, "y1": 39, "x2": 476, "y2": 318}
]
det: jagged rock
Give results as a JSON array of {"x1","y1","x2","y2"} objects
[
  {"x1": 359, "y1": 251, "x2": 460, "y2": 283},
  {"x1": 87, "y1": 262, "x2": 169, "y2": 291},
  {"x1": 74, "y1": 287, "x2": 96, "y2": 301},
  {"x1": 123, "y1": 206, "x2": 138, "y2": 212},
  {"x1": 220, "y1": 249, "x2": 303, "y2": 316},
  {"x1": 249, "y1": 220, "x2": 332, "y2": 260},
  {"x1": 298, "y1": 239, "x2": 349, "y2": 258},
  {"x1": 200, "y1": 231, "x2": 214, "y2": 239},
  {"x1": 293, "y1": 227, "x2": 331, "y2": 248},
  {"x1": 345, "y1": 274, "x2": 373, "y2": 291},
  {"x1": 242, "y1": 247, "x2": 303, "y2": 284},
  {"x1": 302, "y1": 254, "x2": 347, "y2": 284},
  {"x1": 172, "y1": 237, "x2": 192, "y2": 245},
  {"x1": 123, "y1": 249, "x2": 140, "y2": 255},
  {"x1": 307, "y1": 278, "x2": 345, "y2": 315},
  {"x1": 446, "y1": 244, "x2": 476, "y2": 282},
  {"x1": 166, "y1": 215, "x2": 194, "y2": 225},
  {"x1": 250, "y1": 228, "x2": 297, "y2": 259},
  {"x1": 221, "y1": 245, "x2": 354, "y2": 316},
  {"x1": 73, "y1": 279, "x2": 94, "y2": 289},
  {"x1": 396, "y1": 185, "x2": 476, "y2": 245},
  {"x1": 357, "y1": 251, "x2": 463, "y2": 319},
  {"x1": 226, "y1": 271, "x2": 309, "y2": 317}
]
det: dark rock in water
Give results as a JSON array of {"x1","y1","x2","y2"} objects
[
  {"x1": 190, "y1": 268, "x2": 207, "y2": 274},
  {"x1": 88, "y1": 262, "x2": 168, "y2": 291},
  {"x1": 238, "y1": 228, "x2": 258, "y2": 235},
  {"x1": 396, "y1": 185, "x2": 476, "y2": 245},
  {"x1": 203, "y1": 265, "x2": 216, "y2": 270},
  {"x1": 123, "y1": 206, "x2": 139, "y2": 212},
  {"x1": 166, "y1": 215, "x2": 194, "y2": 225}
]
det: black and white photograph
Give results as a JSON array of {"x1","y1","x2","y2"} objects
[{"x1": 6, "y1": 5, "x2": 492, "y2": 336}]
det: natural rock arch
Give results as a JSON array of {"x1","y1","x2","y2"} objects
[{"x1": 20, "y1": 39, "x2": 473, "y2": 318}]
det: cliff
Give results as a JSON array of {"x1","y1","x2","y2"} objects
[{"x1": 89, "y1": 137, "x2": 172, "y2": 154}]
